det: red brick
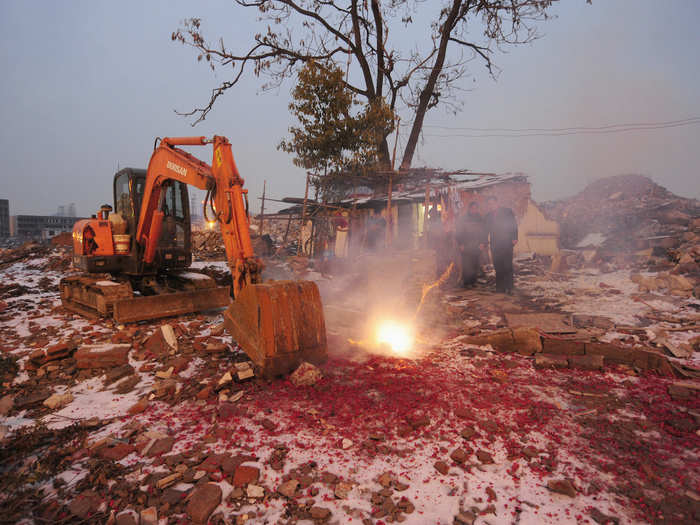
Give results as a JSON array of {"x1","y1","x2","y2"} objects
[
  {"x1": 143, "y1": 330, "x2": 169, "y2": 356},
  {"x1": 75, "y1": 343, "x2": 130, "y2": 369},
  {"x1": 232, "y1": 465, "x2": 260, "y2": 487},
  {"x1": 568, "y1": 354, "x2": 604, "y2": 371},
  {"x1": 541, "y1": 338, "x2": 586, "y2": 356},
  {"x1": 534, "y1": 354, "x2": 568, "y2": 369},
  {"x1": 99, "y1": 443, "x2": 135, "y2": 461},
  {"x1": 186, "y1": 483, "x2": 222, "y2": 524}
]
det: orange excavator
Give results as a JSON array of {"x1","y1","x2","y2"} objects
[{"x1": 60, "y1": 136, "x2": 327, "y2": 375}]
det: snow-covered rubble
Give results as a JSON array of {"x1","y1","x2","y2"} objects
[{"x1": 1, "y1": 243, "x2": 699, "y2": 524}]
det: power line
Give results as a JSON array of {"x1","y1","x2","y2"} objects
[
  {"x1": 421, "y1": 117, "x2": 700, "y2": 138},
  {"x1": 422, "y1": 116, "x2": 700, "y2": 133}
]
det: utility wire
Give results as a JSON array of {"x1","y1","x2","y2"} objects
[
  {"x1": 421, "y1": 117, "x2": 700, "y2": 138},
  {"x1": 423, "y1": 117, "x2": 700, "y2": 132}
]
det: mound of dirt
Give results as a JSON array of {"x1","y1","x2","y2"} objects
[{"x1": 542, "y1": 174, "x2": 700, "y2": 253}]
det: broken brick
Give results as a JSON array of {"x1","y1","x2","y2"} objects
[
  {"x1": 534, "y1": 354, "x2": 568, "y2": 369},
  {"x1": 568, "y1": 354, "x2": 604, "y2": 371},
  {"x1": 186, "y1": 483, "x2": 222, "y2": 524},
  {"x1": 434, "y1": 461, "x2": 449, "y2": 475},
  {"x1": 75, "y1": 343, "x2": 130, "y2": 369},
  {"x1": 547, "y1": 479, "x2": 576, "y2": 497},
  {"x1": 232, "y1": 465, "x2": 260, "y2": 487}
]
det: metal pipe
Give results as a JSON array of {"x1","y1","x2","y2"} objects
[{"x1": 161, "y1": 136, "x2": 207, "y2": 146}]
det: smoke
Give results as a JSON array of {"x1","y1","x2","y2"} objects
[{"x1": 315, "y1": 232, "x2": 441, "y2": 361}]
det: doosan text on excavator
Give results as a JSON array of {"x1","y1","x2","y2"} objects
[{"x1": 60, "y1": 135, "x2": 327, "y2": 376}]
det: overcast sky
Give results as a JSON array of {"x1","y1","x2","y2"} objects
[{"x1": 1, "y1": 0, "x2": 699, "y2": 217}]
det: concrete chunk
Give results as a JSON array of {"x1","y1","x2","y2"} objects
[{"x1": 534, "y1": 354, "x2": 568, "y2": 369}]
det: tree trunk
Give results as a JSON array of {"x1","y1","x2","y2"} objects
[
  {"x1": 400, "y1": 0, "x2": 462, "y2": 170},
  {"x1": 378, "y1": 138, "x2": 391, "y2": 168}
]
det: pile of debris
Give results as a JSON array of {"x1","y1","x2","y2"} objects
[
  {"x1": 192, "y1": 229, "x2": 275, "y2": 260},
  {"x1": 261, "y1": 216, "x2": 301, "y2": 247},
  {"x1": 2, "y1": 213, "x2": 700, "y2": 524},
  {"x1": 541, "y1": 175, "x2": 700, "y2": 286},
  {"x1": 49, "y1": 231, "x2": 73, "y2": 246},
  {"x1": 192, "y1": 230, "x2": 227, "y2": 260},
  {"x1": 543, "y1": 174, "x2": 700, "y2": 253},
  {"x1": 0, "y1": 242, "x2": 53, "y2": 270}
]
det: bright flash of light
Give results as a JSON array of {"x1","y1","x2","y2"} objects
[
  {"x1": 375, "y1": 320, "x2": 414, "y2": 356},
  {"x1": 206, "y1": 221, "x2": 216, "y2": 230}
]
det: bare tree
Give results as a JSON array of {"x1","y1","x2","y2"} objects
[{"x1": 173, "y1": 0, "x2": 556, "y2": 169}]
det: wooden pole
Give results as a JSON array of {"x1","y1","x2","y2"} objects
[
  {"x1": 423, "y1": 184, "x2": 430, "y2": 247},
  {"x1": 391, "y1": 116, "x2": 401, "y2": 171},
  {"x1": 283, "y1": 213, "x2": 292, "y2": 244},
  {"x1": 259, "y1": 180, "x2": 266, "y2": 234},
  {"x1": 386, "y1": 172, "x2": 393, "y2": 248},
  {"x1": 386, "y1": 116, "x2": 400, "y2": 248},
  {"x1": 297, "y1": 173, "x2": 310, "y2": 256}
]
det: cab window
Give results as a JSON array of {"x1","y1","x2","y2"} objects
[
  {"x1": 114, "y1": 172, "x2": 132, "y2": 218},
  {"x1": 159, "y1": 180, "x2": 187, "y2": 249},
  {"x1": 161, "y1": 181, "x2": 186, "y2": 220}
]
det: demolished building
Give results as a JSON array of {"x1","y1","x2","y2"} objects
[
  {"x1": 542, "y1": 174, "x2": 700, "y2": 279},
  {"x1": 270, "y1": 169, "x2": 560, "y2": 258}
]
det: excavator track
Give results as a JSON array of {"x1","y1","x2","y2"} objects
[{"x1": 60, "y1": 272, "x2": 230, "y2": 324}]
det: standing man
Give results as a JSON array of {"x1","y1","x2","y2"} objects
[
  {"x1": 426, "y1": 205, "x2": 450, "y2": 279},
  {"x1": 366, "y1": 210, "x2": 386, "y2": 252},
  {"x1": 485, "y1": 195, "x2": 518, "y2": 294},
  {"x1": 456, "y1": 201, "x2": 487, "y2": 287}
]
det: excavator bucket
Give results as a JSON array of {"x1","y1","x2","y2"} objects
[{"x1": 223, "y1": 280, "x2": 327, "y2": 377}]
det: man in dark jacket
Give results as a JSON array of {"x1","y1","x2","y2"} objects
[
  {"x1": 456, "y1": 201, "x2": 487, "y2": 287},
  {"x1": 426, "y1": 206, "x2": 450, "y2": 278},
  {"x1": 485, "y1": 195, "x2": 518, "y2": 293},
  {"x1": 366, "y1": 211, "x2": 386, "y2": 251}
]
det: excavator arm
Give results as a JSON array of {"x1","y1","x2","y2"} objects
[
  {"x1": 135, "y1": 136, "x2": 261, "y2": 297},
  {"x1": 134, "y1": 136, "x2": 327, "y2": 376}
]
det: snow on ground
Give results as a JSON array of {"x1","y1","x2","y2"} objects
[
  {"x1": 520, "y1": 268, "x2": 700, "y2": 326},
  {"x1": 518, "y1": 266, "x2": 700, "y2": 369},
  {"x1": 576, "y1": 233, "x2": 607, "y2": 248},
  {"x1": 519, "y1": 269, "x2": 648, "y2": 325},
  {"x1": 1, "y1": 251, "x2": 699, "y2": 524}
]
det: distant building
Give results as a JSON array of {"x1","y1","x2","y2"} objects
[
  {"x1": 57, "y1": 203, "x2": 77, "y2": 217},
  {"x1": 10, "y1": 214, "x2": 82, "y2": 240},
  {"x1": 0, "y1": 199, "x2": 9, "y2": 237}
]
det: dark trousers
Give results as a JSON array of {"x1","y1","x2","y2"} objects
[
  {"x1": 492, "y1": 244, "x2": 514, "y2": 292},
  {"x1": 461, "y1": 249, "x2": 481, "y2": 286}
]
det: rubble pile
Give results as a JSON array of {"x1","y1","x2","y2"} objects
[
  {"x1": 191, "y1": 230, "x2": 226, "y2": 260},
  {"x1": 543, "y1": 174, "x2": 700, "y2": 256},
  {"x1": 261, "y1": 216, "x2": 301, "y2": 246},
  {"x1": 0, "y1": 241, "x2": 53, "y2": 270},
  {"x1": 1, "y1": 232, "x2": 699, "y2": 523},
  {"x1": 50, "y1": 231, "x2": 73, "y2": 246},
  {"x1": 192, "y1": 229, "x2": 275, "y2": 260}
]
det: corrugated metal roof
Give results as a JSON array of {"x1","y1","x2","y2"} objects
[
  {"x1": 340, "y1": 172, "x2": 528, "y2": 205},
  {"x1": 276, "y1": 171, "x2": 529, "y2": 214}
]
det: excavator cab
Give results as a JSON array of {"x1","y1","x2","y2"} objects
[{"x1": 113, "y1": 169, "x2": 191, "y2": 272}]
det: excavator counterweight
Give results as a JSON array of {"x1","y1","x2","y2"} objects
[{"x1": 60, "y1": 135, "x2": 327, "y2": 376}]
